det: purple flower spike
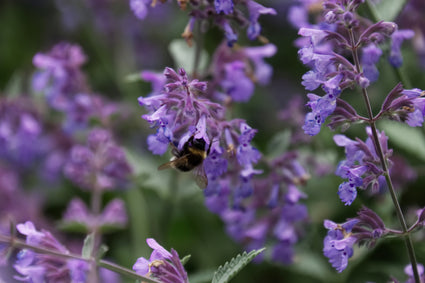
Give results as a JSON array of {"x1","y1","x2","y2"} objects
[
  {"x1": 64, "y1": 128, "x2": 132, "y2": 191},
  {"x1": 32, "y1": 42, "x2": 88, "y2": 111}
]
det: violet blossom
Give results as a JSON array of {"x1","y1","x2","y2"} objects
[
  {"x1": 64, "y1": 128, "x2": 132, "y2": 191},
  {"x1": 334, "y1": 127, "x2": 393, "y2": 205},
  {"x1": 133, "y1": 238, "x2": 188, "y2": 283}
]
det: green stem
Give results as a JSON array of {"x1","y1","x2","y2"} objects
[
  {"x1": 0, "y1": 234, "x2": 160, "y2": 283},
  {"x1": 348, "y1": 28, "x2": 420, "y2": 283},
  {"x1": 89, "y1": 182, "x2": 103, "y2": 282}
]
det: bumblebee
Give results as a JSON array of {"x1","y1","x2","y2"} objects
[{"x1": 158, "y1": 136, "x2": 211, "y2": 189}]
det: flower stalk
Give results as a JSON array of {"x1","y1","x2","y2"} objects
[
  {"x1": 0, "y1": 233, "x2": 160, "y2": 283},
  {"x1": 348, "y1": 27, "x2": 421, "y2": 283}
]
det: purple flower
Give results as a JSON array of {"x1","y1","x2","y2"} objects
[
  {"x1": 404, "y1": 264, "x2": 425, "y2": 283},
  {"x1": 64, "y1": 128, "x2": 132, "y2": 191},
  {"x1": 0, "y1": 98, "x2": 44, "y2": 169},
  {"x1": 243, "y1": 44, "x2": 277, "y2": 85},
  {"x1": 222, "y1": 20, "x2": 238, "y2": 47},
  {"x1": 246, "y1": 0, "x2": 277, "y2": 40},
  {"x1": 210, "y1": 42, "x2": 276, "y2": 103},
  {"x1": 333, "y1": 127, "x2": 392, "y2": 205},
  {"x1": 63, "y1": 198, "x2": 127, "y2": 232},
  {"x1": 236, "y1": 123, "x2": 261, "y2": 166},
  {"x1": 215, "y1": 0, "x2": 233, "y2": 15},
  {"x1": 302, "y1": 93, "x2": 337, "y2": 136},
  {"x1": 130, "y1": 0, "x2": 151, "y2": 20},
  {"x1": 220, "y1": 61, "x2": 254, "y2": 102},
  {"x1": 133, "y1": 238, "x2": 188, "y2": 283},
  {"x1": 204, "y1": 152, "x2": 309, "y2": 265},
  {"x1": 14, "y1": 221, "x2": 89, "y2": 282},
  {"x1": 323, "y1": 219, "x2": 358, "y2": 273},
  {"x1": 32, "y1": 42, "x2": 88, "y2": 111},
  {"x1": 296, "y1": 1, "x2": 399, "y2": 135},
  {"x1": 389, "y1": 29, "x2": 415, "y2": 68},
  {"x1": 361, "y1": 44, "x2": 382, "y2": 82}
]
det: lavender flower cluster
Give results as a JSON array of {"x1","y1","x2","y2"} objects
[
  {"x1": 293, "y1": 0, "x2": 425, "y2": 277},
  {"x1": 131, "y1": 0, "x2": 276, "y2": 46}
]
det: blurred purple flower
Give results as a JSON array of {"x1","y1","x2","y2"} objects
[
  {"x1": 246, "y1": 0, "x2": 277, "y2": 40},
  {"x1": 64, "y1": 128, "x2": 132, "y2": 191},
  {"x1": 130, "y1": 0, "x2": 151, "y2": 20},
  {"x1": 63, "y1": 198, "x2": 127, "y2": 232},
  {"x1": 404, "y1": 264, "x2": 425, "y2": 283},
  {"x1": 14, "y1": 221, "x2": 89, "y2": 282},
  {"x1": 389, "y1": 29, "x2": 415, "y2": 68},
  {"x1": 220, "y1": 61, "x2": 254, "y2": 102},
  {"x1": 33, "y1": 42, "x2": 88, "y2": 111},
  {"x1": 361, "y1": 44, "x2": 382, "y2": 82},
  {"x1": 0, "y1": 98, "x2": 44, "y2": 169},
  {"x1": 215, "y1": 0, "x2": 233, "y2": 15},
  {"x1": 33, "y1": 43, "x2": 117, "y2": 133}
]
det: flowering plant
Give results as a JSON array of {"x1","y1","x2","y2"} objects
[{"x1": 0, "y1": 0, "x2": 424, "y2": 282}]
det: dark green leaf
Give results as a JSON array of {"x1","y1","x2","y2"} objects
[{"x1": 212, "y1": 248, "x2": 265, "y2": 283}]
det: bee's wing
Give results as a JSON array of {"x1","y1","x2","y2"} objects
[
  {"x1": 157, "y1": 155, "x2": 185, "y2": 170},
  {"x1": 193, "y1": 164, "x2": 208, "y2": 189},
  {"x1": 158, "y1": 160, "x2": 174, "y2": 170}
]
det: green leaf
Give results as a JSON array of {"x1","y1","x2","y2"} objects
[
  {"x1": 82, "y1": 233, "x2": 95, "y2": 259},
  {"x1": 367, "y1": 0, "x2": 406, "y2": 22},
  {"x1": 96, "y1": 244, "x2": 109, "y2": 260},
  {"x1": 379, "y1": 120, "x2": 425, "y2": 161},
  {"x1": 181, "y1": 254, "x2": 191, "y2": 266},
  {"x1": 125, "y1": 72, "x2": 143, "y2": 83},
  {"x1": 266, "y1": 130, "x2": 291, "y2": 158},
  {"x1": 168, "y1": 39, "x2": 208, "y2": 75},
  {"x1": 212, "y1": 248, "x2": 265, "y2": 283},
  {"x1": 57, "y1": 221, "x2": 89, "y2": 234}
]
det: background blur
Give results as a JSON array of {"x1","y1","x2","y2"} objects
[{"x1": 1, "y1": 0, "x2": 425, "y2": 282}]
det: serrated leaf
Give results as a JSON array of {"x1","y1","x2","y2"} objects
[
  {"x1": 212, "y1": 248, "x2": 265, "y2": 283},
  {"x1": 181, "y1": 254, "x2": 191, "y2": 266},
  {"x1": 168, "y1": 39, "x2": 208, "y2": 75},
  {"x1": 379, "y1": 120, "x2": 425, "y2": 161},
  {"x1": 368, "y1": 0, "x2": 406, "y2": 22},
  {"x1": 82, "y1": 233, "x2": 95, "y2": 259}
]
